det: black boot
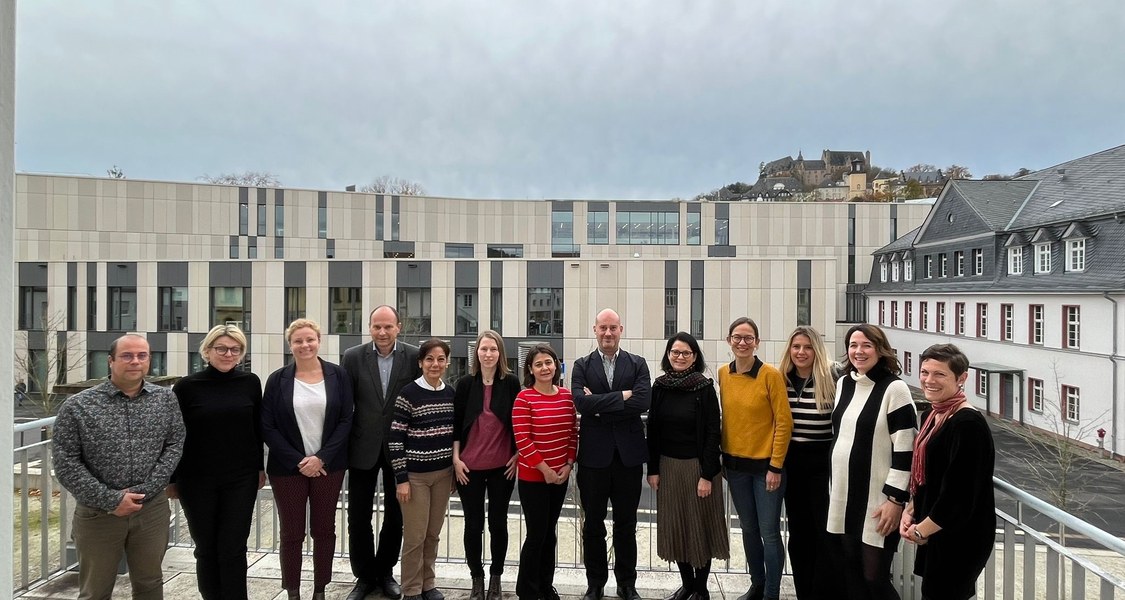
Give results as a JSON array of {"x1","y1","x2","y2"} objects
[
  {"x1": 486, "y1": 575, "x2": 502, "y2": 600},
  {"x1": 470, "y1": 577, "x2": 486, "y2": 600}
]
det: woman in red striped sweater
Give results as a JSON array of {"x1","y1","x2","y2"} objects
[{"x1": 511, "y1": 343, "x2": 578, "y2": 600}]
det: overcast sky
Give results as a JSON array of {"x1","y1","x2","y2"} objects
[{"x1": 14, "y1": 1, "x2": 1125, "y2": 199}]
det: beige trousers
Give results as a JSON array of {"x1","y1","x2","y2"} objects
[{"x1": 399, "y1": 467, "x2": 454, "y2": 596}]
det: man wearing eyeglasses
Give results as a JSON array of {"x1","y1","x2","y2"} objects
[
  {"x1": 572, "y1": 309, "x2": 652, "y2": 600},
  {"x1": 53, "y1": 334, "x2": 186, "y2": 599}
]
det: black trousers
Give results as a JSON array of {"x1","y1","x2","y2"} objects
[
  {"x1": 783, "y1": 441, "x2": 838, "y2": 600},
  {"x1": 178, "y1": 471, "x2": 260, "y2": 600},
  {"x1": 515, "y1": 479, "x2": 569, "y2": 600},
  {"x1": 456, "y1": 466, "x2": 516, "y2": 578},
  {"x1": 348, "y1": 451, "x2": 404, "y2": 583},
  {"x1": 576, "y1": 454, "x2": 643, "y2": 588},
  {"x1": 835, "y1": 533, "x2": 901, "y2": 600}
]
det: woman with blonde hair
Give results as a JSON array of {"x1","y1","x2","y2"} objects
[
  {"x1": 777, "y1": 326, "x2": 840, "y2": 599},
  {"x1": 170, "y1": 324, "x2": 263, "y2": 599},
  {"x1": 452, "y1": 331, "x2": 521, "y2": 600},
  {"x1": 262, "y1": 319, "x2": 353, "y2": 600}
]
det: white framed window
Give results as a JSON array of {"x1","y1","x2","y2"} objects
[
  {"x1": 925, "y1": 255, "x2": 933, "y2": 278},
  {"x1": 1029, "y1": 378, "x2": 1044, "y2": 412},
  {"x1": 955, "y1": 302, "x2": 966, "y2": 335},
  {"x1": 905, "y1": 301, "x2": 913, "y2": 329},
  {"x1": 880, "y1": 262, "x2": 888, "y2": 282},
  {"x1": 940, "y1": 254, "x2": 948, "y2": 277},
  {"x1": 904, "y1": 351, "x2": 913, "y2": 375},
  {"x1": 973, "y1": 248, "x2": 983, "y2": 275},
  {"x1": 892, "y1": 301, "x2": 899, "y2": 327},
  {"x1": 904, "y1": 260, "x2": 914, "y2": 281},
  {"x1": 1007, "y1": 247, "x2": 1023, "y2": 275},
  {"x1": 1001, "y1": 303, "x2": 1013, "y2": 341},
  {"x1": 1063, "y1": 385, "x2": 1080, "y2": 422},
  {"x1": 937, "y1": 302, "x2": 947, "y2": 333},
  {"x1": 879, "y1": 300, "x2": 885, "y2": 325},
  {"x1": 891, "y1": 261, "x2": 899, "y2": 282},
  {"x1": 977, "y1": 303, "x2": 988, "y2": 338},
  {"x1": 1064, "y1": 305, "x2": 1080, "y2": 349},
  {"x1": 1035, "y1": 243, "x2": 1052, "y2": 273},
  {"x1": 1066, "y1": 239, "x2": 1086, "y2": 271},
  {"x1": 920, "y1": 301, "x2": 929, "y2": 331},
  {"x1": 976, "y1": 370, "x2": 988, "y2": 397},
  {"x1": 1029, "y1": 304, "x2": 1044, "y2": 344},
  {"x1": 955, "y1": 250, "x2": 965, "y2": 276}
]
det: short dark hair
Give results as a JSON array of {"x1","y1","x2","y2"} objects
[
  {"x1": 920, "y1": 343, "x2": 970, "y2": 377},
  {"x1": 727, "y1": 316, "x2": 760, "y2": 339},
  {"x1": 659, "y1": 332, "x2": 706, "y2": 374},
  {"x1": 522, "y1": 343, "x2": 562, "y2": 389},
  {"x1": 417, "y1": 338, "x2": 450, "y2": 361}
]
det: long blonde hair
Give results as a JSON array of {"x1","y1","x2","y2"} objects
[{"x1": 778, "y1": 326, "x2": 836, "y2": 411}]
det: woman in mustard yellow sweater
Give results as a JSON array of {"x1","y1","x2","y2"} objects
[{"x1": 718, "y1": 317, "x2": 793, "y2": 600}]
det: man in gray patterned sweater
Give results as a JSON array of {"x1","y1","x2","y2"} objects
[{"x1": 53, "y1": 334, "x2": 186, "y2": 599}]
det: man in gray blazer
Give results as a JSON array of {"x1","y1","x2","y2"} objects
[{"x1": 343, "y1": 305, "x2": 421, "y2": 600}]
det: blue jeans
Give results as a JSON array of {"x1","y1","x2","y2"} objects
[{"x1": 726, "y1": 469, "x2": 786, "y2": 598}]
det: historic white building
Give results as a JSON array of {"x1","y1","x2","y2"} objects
[{"x1": 866, "y1": 145, "x2": 1125, "y2": 458}]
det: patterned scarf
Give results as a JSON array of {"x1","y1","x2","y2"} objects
[
  {"x1": 909, "y1": 390, "x2": 968, "y2": 495},
  {"x1": 653, "y1": 369, "x2": 712, "y2": 392}
]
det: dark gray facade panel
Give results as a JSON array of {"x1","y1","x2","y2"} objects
[
  {"x1": 208, "y1": 262, "x2": 253, "y2": 286},
  {"x1": 18, "y1": 262, "x2": 48, "y2": 286},
  {"x1": 707, "y1": 246, "x2": 737, "y2": 258},
  {"x1": 798, "y1": 260, "x2": 811, "y2": 288},
  {"x1": 527, "y1": 261, "x2": 563, "y2": 288},
  {"x1": 318, "y1": 191, "x2": 327, "y2": 208},
  {"x1": 392, "y1": 195, "x2": 401, "y2": 212},
  {"x1": 87, "y1": 331, "x2": 119, "y2": 354},
  {"x1": 491, "y1": 261, "x2": 503, "y2": 287},
  {"x1": 25, "y1": 330, "x2": 46, "y2": 350},
  {"x1": 338, "y1": 334, "x2": 365, "y2": 352},
  {"x1": 551, "y1": 201, "x2": 574, "y2": 212},
  {"x1": 396, "y1": 261, "x2": 432, "y2": 287},
  {"x1": 455, "y1": 261, "x2": 479, "y2": 287},
  {"x1": 376, "y1": 195, "x2": 384, "y2": 212},
  {"x1": 87, "y1": 262, "x2": 97, "y2": 284},
  {"x1": 67, "y1": 262, "x2": 77, "y2": 285},
  {"x1": 106, "y1": 262, "x2": 137, "y2": 287},
  {"x1": 848, "y1": 203, "x2": 856, "y2": 218},
  {"x1": 587, "y1": 201, "x2": 610, "y2": 212},
  {"x1": 687, "y1": 203, "x2": 702, "y2": 214},
  {"x1": 146, "y1": 332, "x2": 167, "y2": 352},
  {"x1": 257, "y1": 188, "x2": 267, "y2": 205},
  {"x1": 329, "y1": 261, "x2": 363, "y2": 287},
  {"x1": 238, "y1": 187, "x2": 248, "y2": 203},
  {"x1": 274, "y1": 188, "x2": 285, "y2": 205},
  {"x1": 187, "y1": 333, "x2": 207, "y2": 355},
  {"x1": 691, "y1": 260, "x2": 705, "y2": 288},
  {"x1": 284, "y1": 262, "x2": 306, "y2": 287},
  {"x1": 664, "y1": 260, "x2": 678, "y2": 286},
  {"x1": 157, "y1": 262, "x2": 189, "y2": 287},
  {"x1": 617, "y1": 201, "x2": 677, "y2": 212},
  {"x1": 716, "y1": 203, "x2": 729, "y2": 219}
]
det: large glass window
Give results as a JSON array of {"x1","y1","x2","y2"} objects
[
  {"x1": 490, "y1": 288, "x2": 503, "y2": 333},
  {"x1": 285, "y1": 287, "x2": 306, "y2": 327},
  {"x1": 158, "y1": 287, "x2": 188, "y2": 331},
  {"x1": 398, "y1": 288, "x2": 432, "y2": 336},
  {"x1": 149, "y1": 352, "x2": 167, "y2": 377},
  {"x1": 108, "y1": 287, "x2": 137, "y2": 331},
  {"x1": 715, "y1": 217, "x2": 729, "y2": 246},
  {"x1": 445, "y1": 243, "x2": 474, "y2": 259},
  {"x1": 212, "y1": 287, "x2": 251, "y2": 332},
  {"x1": 797, "y1": 288, "x2": 811, "y2": 327},
  {"x1": 527, "y1": 288, "x2": 563, "y2": 335},
  {"x1": 318, "y1": 206, "x2": 328, "y2": 239},
  {"x1": 664, "y1": 289, "x2": 677, "y2": 338},
  {"x1": 487, "y1": 245, "x2": 524, "y2": 258},
  {"x1": 330, "y1": 287, "x2": 363, "y2": 334},
  {"x1": 686, "y1": 212, "x2": 701, "y2": 245},
  {"x1": 67, "y1": 286, "x2": 78, "y2": 331},
  {"x1": 87, "y1": 350, "x2": 109, "y2": 380},
  {"x1": 18, "y1": 287, "x2": 48, "y2": 330},
  {"x1": 87, "y1": 286, "x2": 97, "y2": 330},
  {"x1": 239, "y1": 201, "x2": 249, "y2": 236},
  {"x1": 690, "y1": 288, "x2": 704, "y2": 338},
  {"x1": 552, "y1": 211, "x2": 579, "y2": 257},
  {"x1": 616, "y1": 210, "x2": 679, "y2": 245},
  {"x1": 257, "y1": 204, "x2": 267, "y2": 237},
  {"x1": 588, "y1": 210, "x2": 609, "y2": 245},
  {"x1": 456, "y1": 289, "x2": 479, "y2": 335},
  {"x1": 275, "y1": 204, "x2": 285, "y2": 237}
]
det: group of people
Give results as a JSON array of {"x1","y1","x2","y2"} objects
[{"x1": 52, "y1": 304, "x2": 996, "y2": 600}]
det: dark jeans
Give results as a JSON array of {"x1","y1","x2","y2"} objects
[
  {"x1": 348, "y1": 451, "x2": 404, "y2": 583},
  {"x1": 270, "y1": 470, "x2": 346, "y2": 591},
  {"x1": 726, "y1": 469, "x2": 786, "y2": 599},
  {"x1": 835, "y1": 534, "x2": 901, "y2": 600},
  {"x1": 178, "y1": 471, "x2": 260, "y2": 599},
  {"x1": 516, "y1": 479, "x2": 569, "y2": 600},
  {"x1": 456, "y1": 466, "x2": 516, "y2": 578},
  {"x1": 783, "y1": 442, "x2": 837, "y2": 600},
  {"x1": 576, "y1": 454, "x2": 643, "y2": 589}
]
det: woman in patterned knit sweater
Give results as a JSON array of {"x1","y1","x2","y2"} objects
[
  {"x1": 511, "y1": 343, "x2": 578, "y2": 600},
  {"x1": 827, "y1": 324, "x2": 917, "y2": 600},
  {"x1": 389, "y1": 338, "x2": 457, "y2": 600}
]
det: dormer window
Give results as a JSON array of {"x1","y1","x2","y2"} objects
[
  {"x1": 880, "y1": 262, "x2": 888, "y2": 282},
  {"x1": 1007, "y1": 247, "x2": 1023, "y2": 275},
  {"x1": 904, "y1": 259, "x2": 914, "y2": 281},
  {"x1": 1035, "y1": 242, "x2": 1052, "y2": 273},
  {"x1": 891, "y1": 261, "x2": 900, "y2": 282},
  {"x1": 1067, "y1": 239, "x2": 1085, "y2": 271}
]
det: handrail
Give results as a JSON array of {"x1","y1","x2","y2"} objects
[
  {"x1": 994, "y1": 476, "x2": 1125, "y2": 556},
  {"x1": 14, "y1": 417, "x2": 55, "y2": 433}
]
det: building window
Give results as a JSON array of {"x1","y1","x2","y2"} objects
[
  {"x1": 239, "y1": 201, "x2": 249, "y2": 236},
  {"x1": 1029, "y1": 304, "x2": 1044, "y2": 345},
  {"x1": 108, "y1": 287, "x2": 138, "y2": 331},
  {"x1": 487, "y1": 245, "x2": 524, "y2": 258},
  {"x1": 715, "y1": 217, "x2": 729, "y2": 246},
  {"x1": 1064, "y1": 305, "x2": 1080, "y2": 349},
  {"x1": 664, "y1": 288, "x2": 677, "y2": 338},
  {"x1": 976, "y1": 303, "x2": 987, "y2": 338},
  {"x1": 67, "y1": 286, "x2": 78, "y2": 331},
  {"x1": 973, "y1": 248, "x2": 983, "y2": 275},
  {"x1": 880, "y1": 262, "x2": 888, "y2": 283},
  {"x1": 1001, "y1": 303, "x2": 1013, "y2": 341},
  {"x1": 955, "y1": 250, "x2": 965, "y2": 276},
  {"x1": 891, "y1": 261, "x2": 899, "y2": 282},
  {"x1": 490, "y1": 288, "x2": 503, "y2": 332},
  {"x1": 904, "y1": 351, "x2": 912, "y2": 376},
  {"x1": 212, "y1": 287, "x2": 251, "y2": 332},
  {"x1": 317, "y1": 206, "x2": 328, "y2": 239},
  {"x1": 1029, "y1": 378, "x2": 1044, "y2": 412},
  {"x1": 937, "y1": 302, "x2": 946, "y2": 333},
  {"x1": 940, "y1": 254, "x2": 948, "y2": 277},
  {"x1": 552, "y1": 210, "x2": 579, "y2": 257},
  {"x1": 924, "y1": 255, "x2": 933, "y2": 278},
  {"x1": 1035, "y1": 243, "x2": 1052, "y2": 273},
  {"x1": 229, "y1": 237, "x2": 239, "y2": 259},
  {"x1": 891, "y1": 301, "x2": 899, "y2": 327},
  {"x1": 588, "y1": 210, "x2": 609, "y2": 245},
  {"x1": 87, "y1": 286, "x2": 97, "y2": 330},
  {"x1": 188, "y1": 352, "x2": 206, "y2": 374},
  {"x1": 955, "y1": 302, "x2": 966, "y2": 335},
  {"x1": 398, "y1": 288, "x2": 433, "y2": 336},
  {"x1": 976, "y1": 370, "x2": 988, "y2": 397},
  {"x1": 257, "y1": 204, "x2": 267, "y2": 237},
  {"x1": 455, "y1": 288, "x2": 479, "y2": 335},
  {"x1": 330, "y1": 287, "x2": 363, "y2": 335},
  {"x1": 158, "y1": 287, "x2": 188, "y2": 331},
  {"x1": 445, "y1": 243, "x2": 474, "y2": 259},
  {"x1": 1062, "y1": 385, "x2": 1080, "y2": 422},
  {"x1": 247, "y1": 237, "x2": 258, "y2": 259},
  {"x1": 616, "y1": 210, "x2": 679, "y2": 245},
  {"x1": 527, "y1": 287, "x2": 563, "y2": 335},
  {"x1": 384, "y1": 248, "x2": 415, "y2": 259},
  {"x1": 904, "y1": 301, "x2": 913, "y2": 329},
  {"x1": 690, "y1": 288, "x2": 704, "y2": 338},
  {"x1": 1066, "y1": 239, "x2": 1086, "y2": 271},
  {"x1": 878, "y1": 300, "x2": 885, "y2": 325},
  {"x1": 18, "y1": 286, "x2": 48, "y2": 330},
  {"x1": 149, "y1": 351, "x2": 167, "y2": 377},
  {"x1": 87, "y1": 350, "x2": 109, "y2": 380},
  {"x1": 686, "y1": 212, "x2": 701, "y2": 245},
  {"x1": 920, "y1": 302, "x2": 929, "y2": 331},
  {"x1": 275, "y1": 204, "x2": 285, "y2": 237},
  {"x1": 797, "y1": 288, "x2": 811, "y2": 327},
  {"x1": 285, "y1": 287, "x2": 306, "y2": 327},
  {"x1": 904, "y1": 259, "x2": 913, "y2": 281},
  {"x1": 274, "y1": 237, "x2": 284, "y2": 259},
  {"x1": 1007, "y1": 247, "x2": 1023, "y2": 275}
]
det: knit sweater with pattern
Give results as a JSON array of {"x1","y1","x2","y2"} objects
[{"x1": 389, "y1": 377, "x2": 456, "y2": 484}]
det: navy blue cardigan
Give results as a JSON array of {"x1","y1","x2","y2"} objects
[{"x1": 262, "y1": 358, "x2": 353, "y2": 476}]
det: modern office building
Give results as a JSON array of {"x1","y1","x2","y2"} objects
[
  {"x1": 865, "y1": 144, "x2": 1125, "y2": 458},
  {"x1": 14, "y1": 173, "x2": 928, "y2": 400}
]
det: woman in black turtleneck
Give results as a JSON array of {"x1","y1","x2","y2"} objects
[{"x1": 169, "y1": 324, "x2": 264, "y2": 600}]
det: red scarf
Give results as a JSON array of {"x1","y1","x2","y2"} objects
[{"x1": 909, "y1": 391, "x2": 968, "y2": 496}]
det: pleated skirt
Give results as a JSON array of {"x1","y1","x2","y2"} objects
[{"x1": 656, "y1": 455, "x2": 731, "y2": 567}]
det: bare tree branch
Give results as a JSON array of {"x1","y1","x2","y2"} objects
[
  {"x1": 15, "y1": 311, "x2": 87, "y2": 418},
  {"x1": 199, "y1": 171, "x2": 281, "y2": 187},
  {"x1": 359, "y1": 175, "x2": 426, "y2": 195}
]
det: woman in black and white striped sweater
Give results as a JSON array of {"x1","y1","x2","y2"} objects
[{"x1": 827, "y1": 324, "x2": 917, "y2": 600}]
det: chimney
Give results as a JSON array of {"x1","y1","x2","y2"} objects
[{"x1": 1057, "y1": 169, "x2": 1066, "y2": 182}]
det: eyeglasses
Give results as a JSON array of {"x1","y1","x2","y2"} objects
[
  {"x1": 211, "y1": 346, "x2": 243, "y2": 356},
  {"x1": 728, "y1": 335, "x2": 757, "y2": 345},
  {"x1": 116, "y1": 352, "x2": 150, "y2": 362},
  {"x1": 668, "y1": 350, "x2": 694, "y2": 358}
]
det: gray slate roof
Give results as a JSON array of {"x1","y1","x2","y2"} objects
[
  {"x1": 1007, "y1": 144, "x2": 1125, "y2": 229},
  {"x1": 946, "y1": 179, "x2": 1040, "y2": 231}
]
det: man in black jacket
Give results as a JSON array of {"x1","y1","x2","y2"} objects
[
  {"x1": 572, "y1": 309, "x2": 652, "y2": 600},
  {"x1": 342, "y1": 305, "x2": 421, "y2": 600}
]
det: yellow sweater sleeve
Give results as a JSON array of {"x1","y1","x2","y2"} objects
[{"x1": 764, "y1": 365, "x2": 794, "y2": 470}]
